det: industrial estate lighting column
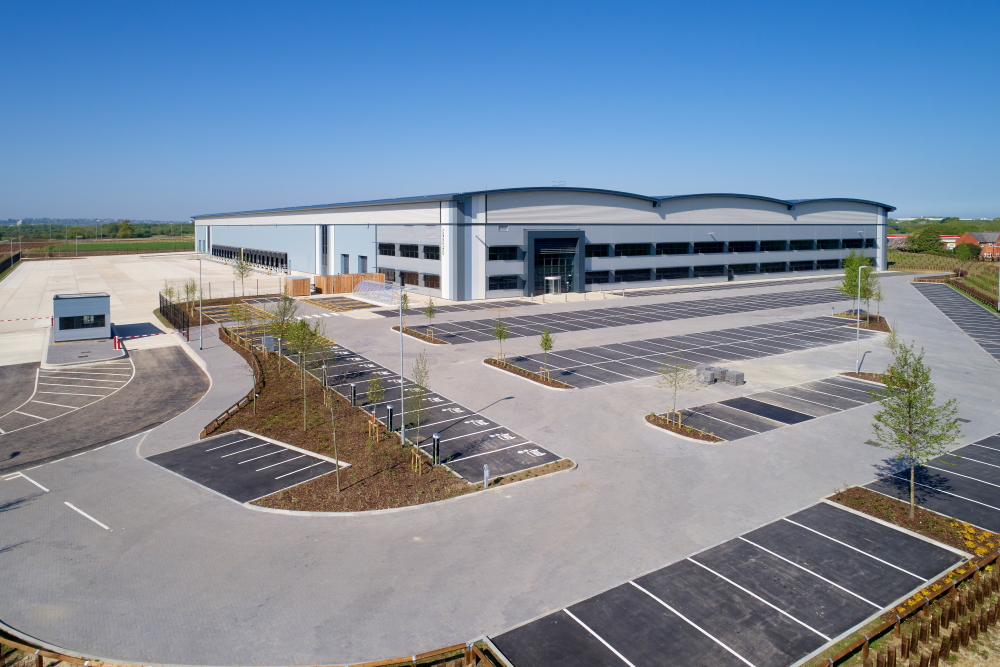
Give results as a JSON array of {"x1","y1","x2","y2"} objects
[
  {"x1": 855, "y1": 231, "x2": 866, "y2": 373},
  {"x1": 398, "y1": 287, "x2": 406, "y2": 449}
]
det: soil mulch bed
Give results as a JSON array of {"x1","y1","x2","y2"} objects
[
  {"x1": 486, "y1": 459, "x2": 575, "y2": 487},
  {"x1": 484, "y1": 357, "x2": 575, "y2": 389},
  {"x1": 392, "y1": 325, "x2": 449, "y2": 344},
  {"x1": 840, "y1": 371, "x2": 886, "y2": 383},
  {"x1": 215, "y1": 342, "x2": 473, "y2": 511},
  {"x1": 645, "y1": 413, "x2": 724, "y2": 442},
  {"x1": 834, "y1": 312, "x2": 892, "y2": 332},
  {"x1": 829, "y1": 486, "x2": 998, "y2": 554}
]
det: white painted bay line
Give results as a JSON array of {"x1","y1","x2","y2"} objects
[
  {"x1": 205, "y1": 436, "x2": 254, "y2": 452},
  {"x1": 64, "y1": 502, "x2": 110, "y2": 530},
  {"x1": 37, "y1": 391, "x2": 107, "y2": 397},
  {"x1": 688, "y1": 409, "x2": 761, "y2": 434},
  {"x1": 274, "y1": 462, "x2": 324, "y2": 479},
  {"x1": 970, "y1": 441, "x2": 1000, "y2": 453},
  {"x1": 221, "y1": 444, "x2": 269, "y2": 458},
  {"x1": 781, "y1": 518, "x2": 923, "y2": 579},
  {"x1": 256, "y1": 455, "x2": 305, "y2": 471},
  {"x1": 949, "y1": 453, "x2": 1000, "y2": 472},
  {"x1": 7, "y1": 473, "x2": 49, "y2": 492},
  {"x1": 925, "y1": 464, "x2": 1000, "y2": 490},
  {"x1": 13, "y1": 410, "x2": 47, "y2": 421},
  {"x1": 37, "y1": 383, "x2": 115, "y2": 390},
  {"x1": 888, "y1": 473, "x2": 1000, "y2": 513},
  {"x1": 40, "y1": 371, "x2": 131, "y2": 377},
  {"x1": 628, "y1": 581, "x2": 756, "y2": 666},
  {"x1": 686, "y1": 558, "x2": 830, "y2": 641},
  {"x1": 562, "y1": 609, "x2": 636, "y2": 667},
  {"x1": 238, "y1": 451, "x2": 282, "y2": 464},
  {"x1": 440, "y1": 425, "x2": 504, "y2": 442},
  {"x1": 31, "y1": 400, "x2": 78, "y2": 409},
  {"x1": 738, "y1": 537, "x2": 880, "y2": 608}
]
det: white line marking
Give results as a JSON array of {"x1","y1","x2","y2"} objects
[
  {"x1": 205, "y1": 436, "x2": 254, "y2": 451},
  {"x1": 948, "y1": 452, "x2": 1000, "y2": 471},
  {"x1": 970, "y1": 441, "x2": 1000, "y2": 453},
  {"x1": 628, "y1": 581, "x2": 756, "y2": 666},
  {"x1": 886, "y1": 473, "x2": 1000, "y2": 513},
  {"x1": 274, "y1": 462, "x2": 324, "y2": 479},
  {"x1": 4, "y1": 472, "x2": 49, "y2": 492},
  {"x1": 688, "y1": 409, "x2": 760, "y2": 434},
  {"x1": 39, "y1": 371, "x2": 131, "y2": 376},
  {"x1": 37, "y1": 391, "x2": 108, "y2": 397},
  {"x1": 562, "y1": 609, "x2": 636, "y2": 667},
  {"x1": 925, "y1": 464, "x2": 1000, "y2": 490},
  {"x1": 31, "y1": 400, "x2": 78, "y2": 409},
  {"x1": 256, "y1": 455, "x2": 305, "y2": 471},
  {"x1": 37, "y1": 383, "x2": 116, "y2": 389},
  {"x1": 686, "y1": 558, "x2": 830, "y2": 641},
  {"x1": 64, "y1": 502, "x2": 110, "y2": 530},
  {"x1": 738, "y1": 537, "x2": 880, "y2": 608},
  {"x1": 781, "y1": 518, "x2": 923, "y2": 579},
  {"x1": 440, "y1": 425, "x2": 503, "y2": 442},
  {"x1": 221, "y1": 444, "x2": 269, "y2": 458},
  {"x1": 13, "y1": 411, "x2": 46, "y2": 420},
  {"x1": 238, "y1": 451, "x2": 282, "y2": 464}
]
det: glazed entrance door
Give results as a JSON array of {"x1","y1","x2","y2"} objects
[{"x1": 533, "y1": 239, "x2": 577, "y2": 295}]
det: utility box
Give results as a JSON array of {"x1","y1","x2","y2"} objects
[
  {"x1": 282, "y1": 277, "x2": 311, "y2": 297},
  {"x1": 53, "y1": 293, "x2": 111, "y2": 342}
]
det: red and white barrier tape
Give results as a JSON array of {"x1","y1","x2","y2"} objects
[{"x1": 0, "y1": 317, "x2": 51, "y2": 322}]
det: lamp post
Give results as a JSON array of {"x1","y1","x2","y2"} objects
[
  {"x1": 76, "y1": 235, "x2": 82, "y2": 256},
  {"x1": 398, "y1": 287, "x2": 406, "y2": 450},
  {"x1": 855, "y1": 263, "x2": 869, "y2": 373},
  {"x1": 187, "y1": 256, "x2": 204, "y2": 350}
]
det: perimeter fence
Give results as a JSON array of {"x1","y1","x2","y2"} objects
[{"x1": 158, "y1": 292, "x2": 190, "y2": 341}]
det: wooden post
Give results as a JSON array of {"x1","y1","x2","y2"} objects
[
  {"x1": 931, "y1": 614, "x2": 939, "y2": 638},
  {"x1": 940, "y1": 634, "x2": 950, "y2": 660},
  {"x1": 919, "y1": 652, "x2": 929, "y2": 667},
  {"x1": 930, "y1": 647, "x2": 940, "y2": 667},
  {"x1": 910, "y1": 628, "x2": 918, "y2": 654},
  {"x1": 887, "y1": 646, "x2": 896, "y2": 667},
  {"x1": 862, "y1": 636, "x2": 870, "y2": 662},
  {"x1": 901, "y1": 634, "x2": 909, "y2": 659},
  {"x1": 876, "y1": 650, "x2": 886, "y2": 667}
]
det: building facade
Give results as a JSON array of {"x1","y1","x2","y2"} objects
[
  {"x1": 957, "y1": 232, "x2": 1000, "y2": 259},
  {"x1": 192, "y1": 188, "x2": 893, "y2": 300}
]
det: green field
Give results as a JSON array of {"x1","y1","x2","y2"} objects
[{"x1": 36, "y1": 240, "x2": 194, "y2": 252}]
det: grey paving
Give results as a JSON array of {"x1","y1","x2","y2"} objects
[
  {"x1": 45, "y1": 334, "x2": 125, "y2": 365},
  {"x1": 623, "y1": 274, "x2": 842, "y2": 298},
  {"x1": 508, "y1": 316, "x2": 878, "y2": 389},
  {"x1": 406, "y1": 288, "x2": 849, "y2": 344},
  {"x1": 373, "y1": 299, "x2": 535, "y2": 317},
  {"x1": 492, "y1": 502, "x2": 961, "y2": 667},
  {"x1": 912, "y1": 282, "x2": 1000, "y2": 364}
]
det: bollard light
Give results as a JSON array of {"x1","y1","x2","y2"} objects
[
  {"x1": 432, "y1": 433, "x2": 441, "y2": 465},
  {"x1": 483, "y1": 463, "x2": 489, "y2": 489},
  {"x1": 386, "y1": 404, "x2": 394, "y2": 432},
  {"x1": 350, "y1": 382, "x2": 357, "y2": 406}
]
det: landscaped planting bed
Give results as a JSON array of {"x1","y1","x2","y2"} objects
[
  {"x1": 834, "y1": 312, "x2": 892, "y2": 332},
  {"x1": 644, "y1": 413, "x2": 724, "y2": 442},
  {"x1": 392, "y1": 325, "x2": 449, "y2": 344},
  {"x1": 840, "y1": 371, "x2": 887, "y2": 383},
  {"x1": 484, "y1": 357, "x2": 574, "y2": 389}
]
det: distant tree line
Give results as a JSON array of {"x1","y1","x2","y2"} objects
[{"x1": 0, "y1": 219, "x2": 194, "y2": 240}]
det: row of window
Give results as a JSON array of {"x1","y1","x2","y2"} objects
[
  {"x1": 377, "y1": 268, "x2": 441, "y2": 290},
  {"x1": 378, "y1": 243, "x2": 440, "y2": 260},
  {"x1": 585, "y1": 238, "x2": 876, "y2": 256},
  {"x1": 580, "y1": 260, "x2": 843, "y2": 284}
]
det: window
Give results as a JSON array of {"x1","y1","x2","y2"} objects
[
  {"x1": 790, "y1": 239, "x2": 814, "y2": 251},
  {"x1": 693, "y1": 241, "x2": 724, "y2": 254},
  {"x1": 728, "y1": 241, "x2": 757, "y2": 253},
  {"x1": 341, "y1": 254, "x2": 349, "y2": 274},
  {"x1": 842, "y1": 238, "x2": 863, "y2": 249},
  {"x1": 59, "y1": 314, "x2": 105, "y2": 330},
  {"x1": 401, "y1": 271, "x2": 419, "y2": 286},
  {"x1": 614, "y1": 268, "x2": 652, "y2": 282},
  {"x1": 358, "y1": 256, "x2": 368, "y2": 273},
  {"x1": 379, "y1": 268, "x2": 396, "y2": 283},
  {"x1": 489, "y1": 246, "x2": 518, "y2": 261},
  {"x1": 789, "y1": 260, "x2": 815, "y2": 271},
  {"x1": 585, "y1": 244, "x2": 610, "y2": 257},
  {"x1": 423, "y1": 274, "x2": 440, "y2": 289},
  {"x1": 760, "y1": 240, "x2": 787, "y2": 252},
  {"x1": 399, "y1": 244, "x2": 419, "y2": 258},
  {"x1": 693, "y1": 265, "x2": 725, "y2": 277},
  {"x1": 656, "y1": 267, "x2": 690, "y2": 280},
  {"x1": 656, "y1": 242, "x2": 690, "y2": 255},
  {"x1": 488, "y1": 275, "x2": 519, "y2": 290},
  {"x1": 729, "y1": 263, "x2": 757, "y2": 275},
  {"x1": 378, "y1": 243, "x2": 395, "y2": 256},
  {"x1": 864, "y1": 238, "x2": 876, "y2": 249},
  {"x1": 760, "y1": 262, "x2": 787, "y2": 273},
  {"x1": 585, "y1": 271, "x2": 611, "y2": 284},
  {"x1": 321, "y1": 226, "x2": 329, "y2": 269},
  {"x1": 817, "y1": 259, "x2": 840, "y2": 269},
  {"x1": 614, "y1": 243, "x2": 651, "y2": 257},
  {"x1": 817, "y1": 239, "x2": 840, "y2": 250},
  {"x1": 423, "y1": 245, "x2": 440, "y2": 260}
]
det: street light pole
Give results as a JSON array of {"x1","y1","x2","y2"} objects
[
  {"x1": 199, "y1": 257, "x2": 204, "y2": 350},
  {"x1": 398, "y1": 287, "x2": 406, "y2": 450},
  {"x1": 856, "y1": 263, "x2": 866, "y2": 373}
]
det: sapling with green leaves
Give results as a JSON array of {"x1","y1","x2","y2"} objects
[
  {"x1": 399, "y1": 291, "x2": 410, "y2": 330},
  {"x1": 492, "y1": 317, "x2": 509, "y2": 361},
  {"x1": 539, "y1": 328, "x2": 554, "y2": 372},
  {"x1": 838, "y1": 250, "x2": 874, "y2": 316},
  {"x1": 287, "y1": 319, "x2": 323, "y2": 430},
  {"x1": 232, "y1": 251, "x2": 254, "y2": 296},
  {"x1": 365, "y1": 373, "x2": 386, "y2": 433},
  {"x1": 656, "y1": 351, "x2": 700, "y2": 423},
  {"x1": 869, "y1": 331, "x2": 962, "y2": 519},
  {"x1": 162, "y1": 279, "x2": 177, "y2": 303},
  {"x1": 425, "y1": 297, "x2": 437, "y2": 338},
  {"x1": 409, "y1": 351, "x2": 430, "y2": 445},
  {"x1": 183, "y1": 278, "x2": 198, "y2": 314},
  {"x1": 266, "y1": 294, "x2": 299, "y2": 373}
]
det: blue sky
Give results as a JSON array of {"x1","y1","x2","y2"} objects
[{"x1": 1, "y1": 1, "x2": 997, "y2": 220}]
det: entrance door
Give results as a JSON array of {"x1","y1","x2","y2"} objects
[{"x1": 534, "y1": 239, "x2": 577, "y2": 295}]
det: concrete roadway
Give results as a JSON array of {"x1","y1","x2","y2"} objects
[{"x1": 1, "y1": 276, "x2": 998, "y2": 666}]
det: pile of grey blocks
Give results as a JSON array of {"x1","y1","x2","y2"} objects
[{"x1": 696, "y1": 365, "x2": 745, "y2": 386}]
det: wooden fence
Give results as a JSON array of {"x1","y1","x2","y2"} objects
[
  {"x1": 199, "y1": 327, "x2": 265, "y2": 438},
  {"x1": 912, "y1": 275, "x2": 999, "y2": 310},
  {"x1": 316, "y1": 272, "x2": 385, "y2": 294}
]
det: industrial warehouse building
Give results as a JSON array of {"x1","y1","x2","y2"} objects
[{"x1": 192, "y1": 187, "x2": 893, "y2": 301}]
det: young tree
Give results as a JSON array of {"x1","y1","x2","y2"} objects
[
  {"x1": 399, "y1": 291, "x2": 410, "y2": 330},
  {"x1": 117, "y1": 220, "x2": 135, "y2": 239},
  {"x1": 227, "y1": 300, "x2": 243, "y2": 338},
  {"x1": 424, "y1": 297, "x2": 437, "y2": 338},
  {"x1": 183, "y1": 278, "x2": 198, "y2": 314},
  {"x1": 492, "y1": 317, "x2": 509, "y2": 361},
  {"x1": 365, "y1": 372, "x2": 386, "y2": 434},
  {"x1": 870, "y1": 332, "x2": 962, "y2": 519},
  {"x1": 232, "y1": 251, "x2": 254, "y2": 296},
  {"x1": 409, "y1": 351, "x2": 430, "y2": 447},
  {"x1": 287, "y1": 319, "x2": 322, "y2": 430},
  {"x1": 161, "y1": 279, "x2": 177, "y2": 302},
  {"x1": 861, "y1": 266, "x2": 882, "y2": 325},
  {"x1": 539, "y1": 328, "x2": 554, "y2": 372},
  {"x1": 837, "y1": 250, "x2": 869, "y2": 314},
  {"x1": 266, "y1": 295, "x2": 299, "y2": 372},
  {"x1": 330, "y1": 395, "x2": 341, "y2": 492},
  {"x1": 656, "y1": 351, "x2": 700, "y2": 422}
]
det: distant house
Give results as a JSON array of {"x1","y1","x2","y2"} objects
[{"x1": 957, "y1": 232, "x2": 1000, "y2": 259}]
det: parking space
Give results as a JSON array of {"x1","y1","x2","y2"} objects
[
  {"x1": 197, "y1": 301, "x2": 274, "y2": 324},
  {"x1": 404, "y1": 288, "x2": 847, "y2": 345},
  {"x1": 867, "y1": 431, "x2": 1000, "y2": 531},
  {"x1": 0, "y1": 359, "x2": 135, "y2": 435},
  {"x1": 669, "y1": 375, "x2": 882, "y2": 442},
  {"x1": 912, "y1": 282, "x2": 1000, "y2": 364},
  {"x1": 507, "y1": 316, "x2": 878, "y2": 389},
  {"x1": 146, "y1": 430, "x2": 346, "y2": 503},
  {"x1": 287, "y1": 342, "x2": 564, "y2": 482},
  {"x1": 373, "y1": 299, "x2": 535, "y2": 318},
  {"x1": 623, "y1": 275, "x2": 842, "y2": 298},
  {"x1": 491, "y1": 501, "x2": 963, "y2": 667}
]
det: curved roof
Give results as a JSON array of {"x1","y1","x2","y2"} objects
[{"x1": 192, "y1": 187, "x2": 894, "y2": 219}]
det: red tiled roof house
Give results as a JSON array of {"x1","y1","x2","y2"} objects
[{"x1": 956, "y1": 232, "x2": 1000, "y2": 259}]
